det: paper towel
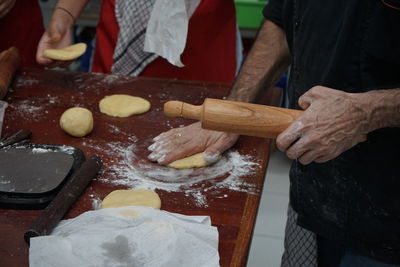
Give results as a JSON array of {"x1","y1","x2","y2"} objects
[
  {"x1": 29, "y1": 206, "x2": 219, "y2": 267},
  {"x1": 144, "y1": 0, "x2": 201, "y2": 67}
]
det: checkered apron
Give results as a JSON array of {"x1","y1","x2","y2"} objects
[{"x1": 112, "y1": 0, "x2": 158, "y2": 76}]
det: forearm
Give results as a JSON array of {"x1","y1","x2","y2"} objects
[
  {"x1": 227, "y1": 20, "x2": 290, "y2": 102},
  {"x1": 357, "y1": 88, "x2": 400, "y2": 132},
  {"x1": 52, "y1": 0, "x2": 90, "y2": 27}
]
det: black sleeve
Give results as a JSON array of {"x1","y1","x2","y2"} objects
[{"x1": 263, "y1": 0, "x2": 284, "y2": 29}]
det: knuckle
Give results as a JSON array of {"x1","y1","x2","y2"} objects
[{"x1": 286, "y1": 150, "x2": 297, "y2": 160}]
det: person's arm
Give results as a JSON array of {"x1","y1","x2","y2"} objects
[
  {"x1": 36, "y1": 0, "x2": 89, "y2": 66},
  {"x1": 227, "y1": 20, "x2": 290, "y2": 102},
  {"x1": 0, "y1": 0, "x2": 15, "y2": 18},
  {"x1": 276, "y1": 86, "x2": 400, "y2": 165},
  {"x1": 148, "y1": 20, "x2": 290, "y2": 165}
]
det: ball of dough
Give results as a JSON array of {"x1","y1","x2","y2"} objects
[
  {"x1": 59, "y1": 107, "x2": 93, "y2": 137},
  {"x1": 168, "y1": 152, "x2": 219, "y2": 169},
  {"x1": 101, "y1": 189, "x2": 161, "y2": 209},
  {"x1": 43, "y1": 43, "x2": 87, "y2": 61},
  {"x1": 99, "y1": 94, "x2": 151, "y2": 117}
]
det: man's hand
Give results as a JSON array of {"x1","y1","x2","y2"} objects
[
  {"x1": 276, "y1": 86, "x2": 369, "y2": 165},
  {"x1": 36, "y1": 10, "x2": 74, "y2": 67},
  {"x1": 148, "y1": 122, "x2": 239, "y2": 165},
  {"x1": 0, "y1": 0, "x2": 15, "y2": 18}
]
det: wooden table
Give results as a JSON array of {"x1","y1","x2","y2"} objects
[{"x1": 0, "y1": 69, "x2": 278, "y2": 267}]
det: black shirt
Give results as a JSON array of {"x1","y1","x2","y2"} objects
[{"x1": 264, "y1": 0, "x2": 400, "y2": 263}]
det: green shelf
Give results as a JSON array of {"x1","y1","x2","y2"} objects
[{"x1": 235, "y1": 0, "x2": 268, "y2": 29}]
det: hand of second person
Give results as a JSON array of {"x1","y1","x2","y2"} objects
[
  {"x1": 276, "y1": 86, "x2": 369, "y2": 165},
  {"x1": 36, "y1": 10, "x2": 74, "y2": 67},
  {"x1": 0, "y1": 0, "x2": 16, "y2": 18},
  {"x1": 148, "y1": 122, "x2": 239, "y2": 165}
]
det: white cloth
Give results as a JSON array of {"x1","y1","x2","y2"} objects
[
  {"x1": 112, "y1": 0, "x2": 200, "y2": 76},
  {"x1": 29, "y1": 206, "x2": 220, "y2": 267},
  {"x1": 144, "y1": 0, "x2": 200, "y2": 67}
]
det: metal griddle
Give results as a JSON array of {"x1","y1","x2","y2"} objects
[{"x1": 0, "y1": 143, "x2": 84, "y2": 209}]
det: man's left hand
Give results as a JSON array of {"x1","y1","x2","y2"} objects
[{"x1": 276, "y1": 86, "x2": 369, "y2": 165}]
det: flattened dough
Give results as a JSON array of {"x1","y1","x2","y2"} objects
[
  {"x1": 43, "y1": 43, "x2": 87, "y2": 61},
  {"x1": 168, "y1": 152, "x2": 217, "y2": 169},
  {"x1": 59, "y1": 107, "x2": 93, "y2": 137},
  {"x1": 99, "y1": 94, "x2": 151, "y2": 117},
  {"x1": 101, "y1": 189, "x2": 161, "y2": 209}
]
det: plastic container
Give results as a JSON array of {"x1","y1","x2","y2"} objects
[
  {"x1": 235, "y1": 0, "x2": 268, "y2": 29},
  {"x1": 0, "y1": 100, "x2": 8, "y2": 138}
]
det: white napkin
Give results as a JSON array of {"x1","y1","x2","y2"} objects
[
  {"x1": 29, "y1": 206, "x2": 219, "y2": 267},
  {"x1": 144, "y1": 0, "x2": 201, "y2": 67}
]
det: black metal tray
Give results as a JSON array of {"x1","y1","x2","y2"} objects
[{"x1": 0, "y1": 143, "x2": 85, "y2": 209}]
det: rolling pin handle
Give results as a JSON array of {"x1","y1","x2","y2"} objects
[
  {"x1": 164, "y1": 101, "x2": 202, "y2": 120},
  {"x1": 163, "y1": 100, "x2": 184, "y2": 118}
]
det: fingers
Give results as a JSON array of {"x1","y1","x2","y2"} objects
[
  {"x1": 298, "y1": 95, "x2": 312, "y2": 110},
  {"x1": 284, "y1": 134, "x2": 310, "y2": 160},
  {"x1": 148, "y1": 128, "x2": 201, "y2": 164},
  {"x1": 204, "y1": 133, "x2": 239, "y2": 164},
  {"x1": 148, "y1": 122, "x2": 239, "y2": 166},
  {"x1": 298, "y1": 86, "x2": 336, "y2": 110},
  {"x1": 276, "y1": 120, "x2": 303, "y2": 152},
  {"x1": 36, "y1": 19, "x2": 72, "y2": 66},
  {"x1": 36, "y1": 33, "x2": 55, "y2": 65}
]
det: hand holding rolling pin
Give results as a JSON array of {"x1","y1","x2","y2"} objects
[
  {"x1": 157, "y1": 86, "x2": 378, "y2": 166},
  {"x1": 277, "y1": 86, "x2": 371, "y2": 165},
  {"x1": 151, "y1": 98, "x2": 303, "y2": 165}
]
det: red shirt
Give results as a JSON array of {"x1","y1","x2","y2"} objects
[
  {"x1": 0, "y1": 0, "x2": 44, "y2": 68},
  {"x1": 92, "y1": 0, "x2": 237, "y2": 83}
]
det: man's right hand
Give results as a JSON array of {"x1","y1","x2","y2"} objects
[
  {"x1": 36, "y1": 9, "x2": 74, "y2": 67},
  {"x1": 148, "y1": 122, "x2": 239, "y2": 165}
]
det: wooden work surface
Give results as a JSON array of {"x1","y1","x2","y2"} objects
[{"x1": 0, "y1": 69, "x2": 278, "y2": 267}]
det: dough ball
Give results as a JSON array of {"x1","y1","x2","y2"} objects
[
  {"x1": 99, "y1": 94, "x2": 151, "y2": 117},
  {"x1": 43, "y1": 43, "x2": 87, "y2": 61},
  {"x1": 59, "y1": 107, "x2": 93, "y2": 137},
  {"x1": 168, "y1": 152, "x2": 219, "y2": 169},
  {"x1": 101, "y1": 189, "x2": 161, "y2": 209}
]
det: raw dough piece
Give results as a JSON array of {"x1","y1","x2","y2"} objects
[
  {"x1": 168, "y1": 152, "x2": 216, "y2": 169},
  {"x1": 101, "y1": 189, "x2": 161, "y2": 209},
  {"x1": 99, "y1": 94, "x2": 151, "y2": 117},
  {"x1": 43, "y1": 43, "x2": 87, "y2": 61},
  {"x1": 59, "y1": 107, "x2": 93, "y2": 137}
]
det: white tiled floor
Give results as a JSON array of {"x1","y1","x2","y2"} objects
[{"x1": 247, "y1": 150, "x2": 292, "y2": 267}]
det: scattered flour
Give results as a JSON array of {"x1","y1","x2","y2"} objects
[
  {"x1": 14, "y1": 78, "x2": 40, "y2": 88},
  {"x1": 84, "y1": 137, "x2": 260, "y2": 207},
  {"x1": 11, "y1": 100, "x2": 44, "y2": 121},
  {"x1": 74, "y1": 72, "x2": 132, "y2": 91},
  {"x1": 32, "y1": 148, "x2": 50, "y2": 154}
]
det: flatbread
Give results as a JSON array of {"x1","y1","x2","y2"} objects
[
  {"x1": 43, "y1": 43, "x2": 87, "y2": 61},
  {"x1": 168, "y1": 152, "x2": 213, "y2": 169},
  {"x1": 99, "y1": 94, "x2": 151, "y2": 117},
  {"x1": 101, "y1": 189, "x2": 161, "y2": 209}
]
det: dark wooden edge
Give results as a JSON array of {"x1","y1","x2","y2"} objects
[{"x1": 230, "y1": 86, "x2": 283, "y2": 266}]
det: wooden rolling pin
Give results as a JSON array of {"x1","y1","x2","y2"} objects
[
  {"x1": 0, "y1": 47, "x2": 20, "y2": 100},
  {"x1": 164, "y1": 98, "x2": 303, "y2": 138},
  {"x1": 24, "y1": 155, "x2": 103, "y2": 244}
]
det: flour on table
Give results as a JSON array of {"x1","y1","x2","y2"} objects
[{"x1": 84, "y1": 136, "x2": 260, "y2": 207}]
